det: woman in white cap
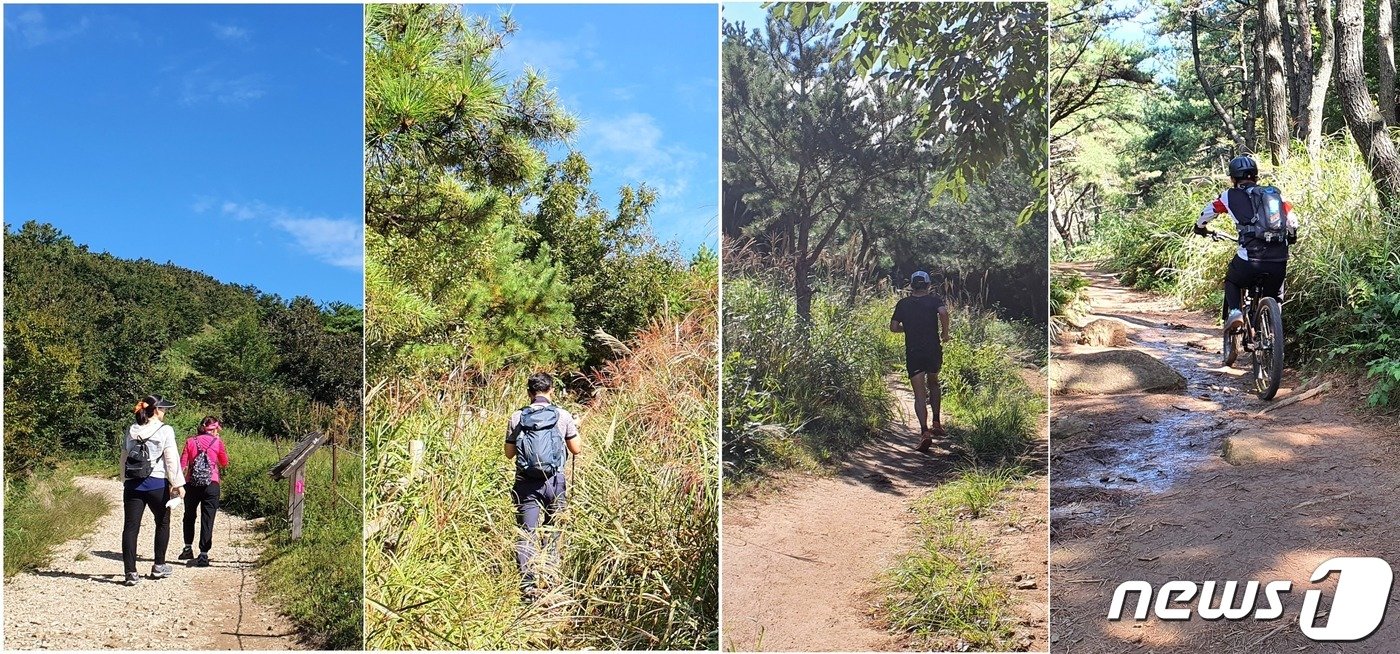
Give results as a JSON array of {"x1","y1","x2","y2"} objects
[{"x1": 121, "y1": 394, "x2": 186, "y2": 586}]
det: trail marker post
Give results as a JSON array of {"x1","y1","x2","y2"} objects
[{"x1": 269, "y1": 432, "x2": 327, "y2": 541}]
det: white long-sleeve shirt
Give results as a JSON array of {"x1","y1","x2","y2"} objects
[{"x1": 124, "y1": 419, "x2": 186, "y2": 488}]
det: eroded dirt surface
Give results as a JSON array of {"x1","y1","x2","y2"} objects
[
  {"x1": 723, "y1": 377, "x2": 1049, "y2": 652},
  {"x1": 3, "y1": 476, "x2": 302, "y2": 651},
  {"x1": 1051, "y1": 262, "x2": 1400, "y2": 653}
]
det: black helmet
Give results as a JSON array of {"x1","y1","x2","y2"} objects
[{"x1": 1228, "y1": 155, "x2": 1258, "y2": 179}]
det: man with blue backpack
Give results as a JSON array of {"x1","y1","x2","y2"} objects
[
  {"x1": 1194, "y1": 155, "x2": 1299, "y2": 334},
  {"x1": 505, "y1": 372, "x2": 581, "y2": 600}
]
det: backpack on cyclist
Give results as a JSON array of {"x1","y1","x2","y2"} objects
[
  {"x1": 1243, "y1": 185, "x2": 1289, "y2": 243},
  {"x1": 124, "y1": 433, "x2": 155, "y2": 481},
  {"x1": 189, "y1": 438, "x2": 216, "y2": 486},
  {"x1": 513, "y1": 405, "x2": 566, "y2": 480}
]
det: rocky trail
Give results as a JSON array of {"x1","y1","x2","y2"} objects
[
  {"x1": 3, "y1": 476, "x2": 301, "y2": 650},
  {"x1": 1050, "y1": 262, "x2": 1400, "y2": 653},
  {"x1": 723, "y1": 377, "x2": 1048, "y2": 652}
]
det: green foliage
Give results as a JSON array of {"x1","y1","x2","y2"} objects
[
  {"x1": 721, "y1": 278, "x2": 901, "y2": 482},
  {"x1": 365, "y1": 4, "x2": 688, "y2": 376},
  {"x1": 3, "y1": 222, "x2": 361, "y2": 472},
  {"x1": 881, "y1": 467, "x2": 1027, "y2": 650},
  {"x1": 941, "y1": 310, "x2": 1045, "y2": 462},
  {"x1": 2, "y1": 460, "x2": 112, "y2": 578},
  {"x1": 365, "y1": 299, "x2": 717, "y2": 650},
  {"x1": 1050, "y1": 269, "x2": 1092, "y2": 339},
  {"x1": 218, "y1": 430, "x2": 363, "y2": 649},
  {"x1": 831, "y1": 1, "x2": 1049, "y2": 216}
]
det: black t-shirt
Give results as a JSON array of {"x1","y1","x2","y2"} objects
[{"x1": 892, "y1": 293, "x2": 946, "y2": 357}]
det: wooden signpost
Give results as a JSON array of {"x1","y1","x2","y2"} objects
[{"x1": 269, "y1": 432, "x2": 328, "y2": 541}]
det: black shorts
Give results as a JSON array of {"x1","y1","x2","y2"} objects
[
  {"x1": 1225, "y1": 256, "x2": 1287, "y2": 300},
  {"x1": 906, "y1": 349, "x2": 943, "y2": 378}
]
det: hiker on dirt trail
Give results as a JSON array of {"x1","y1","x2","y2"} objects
[
  {"x1": 121, "y1": 395, "x2": 186, "y2": 586},
  {"x1": 890, "y1": 270, "x2": 952, "y2": 453},
  {"x1": 179, "y1": 416, "x2": 230, "y2": 568},
  {"x1": 504, "y1": 372, "x2": 581, "y2": 600},
  {"x1": 1194, "y1": 154, "x2": 1299, "y2": 334}
]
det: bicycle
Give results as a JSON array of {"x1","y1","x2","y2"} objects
[{"x1": 1205, "y1": 230, "x2": 1285, "y2": 400}]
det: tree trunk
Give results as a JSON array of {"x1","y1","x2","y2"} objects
[
  {"x1": 1337, "y1": 0, "x2": 1400, "y2": 206},
  {"x1": 1260, "y1": 0, "x2": 1291, "y2": 164},
  {"x1": 1246, "y1": 21, "x2": 1261, "y2": 153},
  {"x1": 1293, "y1": 0, "x2": 1315, "y2": 140},
  {"x1": 794, "y1": 220, "x2": 813, "y2": 325},
  {"x1": 1305, "y1": 0, "x2": 1335, "y2": 156},
  {"x1": 1279, "y1": 0, "x2": 1300, "y2": 119},
  {"x1": 1381, "y1": 0, "x2": 1397, "y2": 122},
  {"x1": 1193, "y1": 11, "x2": 1248, "y2": 152}
]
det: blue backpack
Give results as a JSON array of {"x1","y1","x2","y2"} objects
[{"x1": 514, "y1": 405, "x2": 566, "y2": 480}]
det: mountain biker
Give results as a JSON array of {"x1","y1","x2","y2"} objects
[
  {"x1": 890, "y1": 270, "x2": 952, "y2": 453},
  {"x1": 504, "y1": 372, "x2": 582, "y2": 600},
  {"x1": 1193, "y1": 155, "x2": 1298, "y2": 335}
]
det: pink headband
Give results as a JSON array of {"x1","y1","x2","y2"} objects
[{"x1": 201, "y1": 421, "x2": 221, "y2": 434}]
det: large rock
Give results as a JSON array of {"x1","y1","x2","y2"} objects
[
  {"x1": 1050, "y1": 348, "x2": 1185, "y2": 394},
  {"x1": 1078, "y1": 319, "x2": 1129, "y2": 347}
]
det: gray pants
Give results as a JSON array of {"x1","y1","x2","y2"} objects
[{"x1": 511, "y1": 473, "x2": 566, "y2": 588}]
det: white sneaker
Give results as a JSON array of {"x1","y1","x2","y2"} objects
[{"x1": 1225, "y1": 309, "x2": 1244, "y2": 333}]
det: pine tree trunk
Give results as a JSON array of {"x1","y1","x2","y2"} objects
[
  {"x1": 1260, "y1": 0, "x2": 1291, "y2": 164},
  {"x1": 1279, "y1": 0, "x2": 1300, "y2": 119},
  {"x1": 1381, "y1": 0, "x2": 1397, "y2": 123},
  {"x1": 1305, "y1": 0, "x2": 1335, "y2": 157},
  {"x1": 1247, "y1": 26, "x2": 1262, "y2": 153},
  {"x1": 794, "y1": 221, "x2": 813, "y2": 325},
  {"x1": 1293, "y1": 0, "x2": 1315, "y2": 140},
  {"x1": 1337, "y1": 0, "x2": 1400, "y2": 207}
]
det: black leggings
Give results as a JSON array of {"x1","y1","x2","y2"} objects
[
  {"x1": 183, "y1": 483, "x2": 221, "y2": 554},
  {"x1": 1224, "y1": 257, "x2": 1287, "y2": 315},
  {"x1": 122, "y1": 482, "x2": 170, "y2": 574}
]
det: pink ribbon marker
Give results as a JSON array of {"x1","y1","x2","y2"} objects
[{"x1": 295, "y1": 478, "x2": 305, "y2": 495}]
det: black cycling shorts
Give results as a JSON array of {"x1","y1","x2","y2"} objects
[{"x1": 906, "y1": 349, "x2": 943, "y2": 378}]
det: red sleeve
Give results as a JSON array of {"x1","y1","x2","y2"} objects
[
  {"x1": 216, "y1": 440, "x2": 230, "y2": 467},
  {"x1": 180, "y1": 440, "x2": 194, "y2": 469}
]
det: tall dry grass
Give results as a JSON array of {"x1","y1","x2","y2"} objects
[{"x1": 364, "y1": 288, "x2": 717, "y2": 650}]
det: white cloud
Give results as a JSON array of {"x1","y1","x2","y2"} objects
[
  {"x1": 497, "y1": 23, "x2": 602, "y2": 78},
  {"x1": 211, "y1": 200, "x2": 363, "y2": 269},
  {"x1": 8, "y1": 8, "x2": 90, "y2": 48},
  {"x1": 211, "y1": 22, "x2": 249, "y2": 42},
  {"x1": 180, "y1": 65, "x2": 267, "y2": 106},
  {"x1": 587, "y1": 112, "x2": 698, "y2": 199}
]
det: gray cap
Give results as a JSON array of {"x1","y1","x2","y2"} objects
[{"x1": 911, "y1": 270, "x2": 931, "y2": 284}]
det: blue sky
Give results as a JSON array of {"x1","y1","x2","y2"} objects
[
  {"x1": 482, "y1": 3, "x2": 719, "y2": 256},
  {"x1": 4, "y1": 4, "x2": 363, "y2": 305}
]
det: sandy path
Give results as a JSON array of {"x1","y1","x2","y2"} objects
[
  {"x1": 3, "y1": 476, "x2": 301, "y2": 651},
  {"x1": 723, "y1": 378, "x2": 1049, "y2": 651},
  {"x1": 1050, "y1": 263, "x2": 1400, "y2": 653}
]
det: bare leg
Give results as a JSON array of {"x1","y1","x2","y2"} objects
[
  {"x1": 929, "y1": 374, "x2": 942, "y2": 428},
  {"x1": 910, "y1": 372, "x2": 929, "y2": 433}
]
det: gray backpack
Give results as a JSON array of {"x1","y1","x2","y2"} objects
[{"x1": 513, "y1": 405, "x2": 566, "y2": 480}]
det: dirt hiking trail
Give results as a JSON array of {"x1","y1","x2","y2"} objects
[
  {"x1": 1051, "y1": 263, "x2": 1400, "y2": 653},
  {"x1": 3, "y1": 476, "x2": 301, "y2": 650},
  {"x1": 723, "y1": 377, "x2": 1048, "y2": 652}
]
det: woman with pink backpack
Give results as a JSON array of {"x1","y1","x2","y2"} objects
[{"x1": 179, "y1": 417, "x2": 231, "y2": 567}]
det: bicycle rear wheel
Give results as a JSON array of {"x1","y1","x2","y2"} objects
[{"x1": 1252, "y1": 297, "x2": 1285, "y2": 400}]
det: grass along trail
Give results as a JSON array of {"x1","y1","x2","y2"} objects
[
  {"x1": 1050, "y1": 263, "x2": 1400, "y2": 653},
  {"x1": 3, "y1": 476, "x2": 300, "y2": 650},
  {"x1": 722, "y1": 377, "x2": 1048, "y2": 651}
]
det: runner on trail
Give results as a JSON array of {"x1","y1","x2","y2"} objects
[
  {"x1": 504, "y1": 372, "x2": 581, "y2": 600},
  {"x1": 179, "y1": 417, "x2": 230, "y2": 568},
  {"x1": 890, "y1": 270, "x2": 952, "y2": 453},
  {"x1": 1193, "y1": 154, "x2": 1299, "y2": 334},
  {"x1": 121, "y1": 395, "x2": 186, "y2": 586}
]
